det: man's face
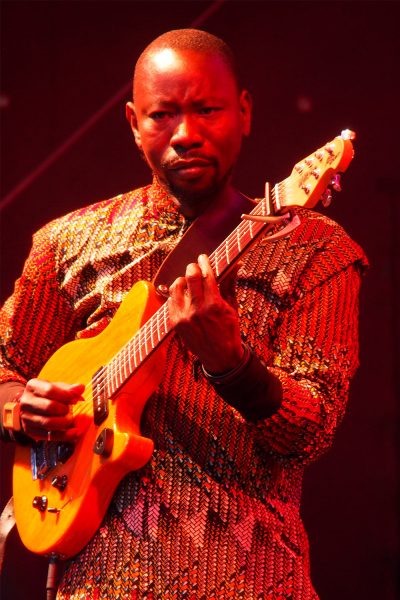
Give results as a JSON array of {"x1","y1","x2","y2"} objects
[{"x1": 127, "y1": 48, "x2": 251, "y2": 208}]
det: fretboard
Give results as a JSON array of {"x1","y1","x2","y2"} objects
[{"x1": 103, "y1": 181, "x2": 288, "y2": 397}]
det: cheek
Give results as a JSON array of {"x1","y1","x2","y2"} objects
[
  {"x1": 213, "y1": 123, "x2": 243, "y2": 162},
  {"x1": 139, "y1": 129, "x2": 169, "y2": 167}
]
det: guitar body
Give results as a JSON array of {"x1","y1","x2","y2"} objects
[{"x1": 13, "y1": 280, "x2": 166, "y2": 557}]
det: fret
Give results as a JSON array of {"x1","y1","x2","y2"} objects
[
  {"x1": 163, "y1": 305, "x2": 168, "y2": 336},
  {"x1": 122, "y1": 346, "x2": 128, "y2": 383},
  {"x1": 110, "y1": 357, "x2": 117, "y2": 393},
  {"x1": 236, "y1": 226, "x2": 242, "y2": 253},
  {"x1": 131, "y1": 340, "x2": 138, "y2": 369},
  {"x1": 142, "y1": 324, "x2": 150, "y2": 358},
  {"x1": 214, "y1": 247, "x2": 221, "y2": 277},
  {"x1": 127, "y1": 339, "x2": 134, "y2": 372},
  {"x1": 225, "y1": 238, "x2": 230, "y2": 265},
  {"x1": 104, "y1": 368, "x2": 110, "y2": 398},
  {"x1": 149, "y1": 315, "x2": 155, "y2": 349},
  {"x1": 108, "y1": 357, "x2": 115, "y2": 395}
]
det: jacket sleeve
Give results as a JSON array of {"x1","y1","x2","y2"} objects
[
  {"x1": 0, "y1": 222, "x2": 76, "y2": 388},
  {"x1": 254, "y1": 233, "x2": 367, "y2": 464}
]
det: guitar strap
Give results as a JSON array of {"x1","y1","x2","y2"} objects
[{"x1": 153, "y1": 191, "x2": 257, "y2": 292}]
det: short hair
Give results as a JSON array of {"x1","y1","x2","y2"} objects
[{"x1": 133, "y1": 29, "x2": 241, "y2": 96}]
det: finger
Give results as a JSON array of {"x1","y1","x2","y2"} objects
[
  {"x1": 19, "y1": 395, "x2": 71, "y2": 416},
  {"x1": 185, "y1": 262, "x2": 204, "y2": 306},
  {"x1": 169, "y1": 277, "x2": 188, "y2": 308},
  {"x1": 20, "y1": 412, "x2": 75, "y2": 433},
  {"x1": 25, "y1": 379, "x2": 85, "y2": 404},
  {"x1": 197, "y1": 254, "x2": 219, "y2": 298}
]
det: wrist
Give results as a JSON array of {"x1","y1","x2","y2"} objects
[
  {"x1": 0, "y1": 382, "x2": 30, "y2": 444},
  {"x1": 201, "y1": 344, "x2": 251, "y2": 384}
]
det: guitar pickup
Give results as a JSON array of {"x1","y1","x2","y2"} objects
[{"x1": 92, "y1": 366, "x2": 109, "y2": 426}]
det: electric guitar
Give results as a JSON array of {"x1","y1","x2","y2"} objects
[{"x1": 13, "y1": 130, "x2": 356, "y2": 558}]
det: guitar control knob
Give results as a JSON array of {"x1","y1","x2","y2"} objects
[
  {"x1": 321, "y1": 189, "x2": 333, "y2": 207},
  {"x1": 32, "y1": 495, "x2": 48, "y2": 512},
  {"x1": 93, "y1": 428, "x2": 114, "y2": 457},
  {"x1": 51, "y1": 475, "x2": 68, "y2": 491},
  {"x1": 331, "y1": 174, "x2": 342, "y2": 192}
]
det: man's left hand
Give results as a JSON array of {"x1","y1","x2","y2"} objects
[{"x1": 168, "y1": 254, "x2": 244, "y2": 373}]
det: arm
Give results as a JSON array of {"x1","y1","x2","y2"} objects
[
  {"x1": 167, "y1": 243, "x2": 366, "y2": 464},
  {"x1": 0, "y1": 224, "x2": 84, "y2": 443},
  {"x1": 258, "y1": 262, "x2": 363, "y2": 463},
  {"x1": 167, "y1": 254, "x2": 283, "y2": 419}
]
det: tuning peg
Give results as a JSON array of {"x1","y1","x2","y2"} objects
[
  {"x1": 331, "y1": 174, "x2": 342, "y2": 192},
  {"x1": 321, "y1": 189, "x2": 332, "y2": 207},
  {"x1": 341, "y1": 129, "x2": 356, "y2": 140}
]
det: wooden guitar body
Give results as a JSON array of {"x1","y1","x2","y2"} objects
[{"x1": 13, "y1": 280, "x2": 165, "y2": 557}]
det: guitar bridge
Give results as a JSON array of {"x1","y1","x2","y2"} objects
[{"x1": 30, "y1": 441, "x2": 75, "y2": 481}]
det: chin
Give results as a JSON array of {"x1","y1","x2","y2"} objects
[{"x1": 164, "y1": 171, "x2": 232, "y2": 207}]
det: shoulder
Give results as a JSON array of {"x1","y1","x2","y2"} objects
[
  {"x1": 289, "y1": 208, "x2": 368, "y2": 291},
  {"x1": 40, "y1": 186, "x2": 151, "y2": 238},
  {"x1": 292, "y1": 207, "x2": 367, "y2": 261},
  {"x1": 21, "y1": 186, "x2": 151, "y2": 278},
  {"x1": 32, "y1": 186, "x2": 151, "y2": 254}
]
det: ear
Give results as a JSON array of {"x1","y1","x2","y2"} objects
[
  {"x1": 126, "y1": 101, "x2": 142, "y2": 149},
  {"x1": 239, "y1": 90, "x2": 252, "y2": 137}
]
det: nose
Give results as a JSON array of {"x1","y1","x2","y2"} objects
[{"x1": 171, "y1": 115, "x2": 203, "y2": 152}]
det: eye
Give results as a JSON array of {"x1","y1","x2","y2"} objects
[
  {"x1": 198, "y1": 107, "x2": 221, "y2": 116},
  {"x1": 149, "y1": 111, "x2": 171, "y2": 121}
]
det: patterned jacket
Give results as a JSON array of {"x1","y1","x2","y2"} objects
[{"x1": 0, "y1": 181, "x2": 368, "y2": 599}]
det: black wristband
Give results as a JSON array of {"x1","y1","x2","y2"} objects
[{"x1": 202, "y1": 346, "x2": 282, "y2": 422}]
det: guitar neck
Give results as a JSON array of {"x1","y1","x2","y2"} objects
[
  {"x1": 104, "y1": 193, "x2": 276, "y2": 397},
  {"x1": 102, "y1": 130, "x2": 356, "y2": 396}
]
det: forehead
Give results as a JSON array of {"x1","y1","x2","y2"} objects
[{"x1": 134, "y1": 48, "x2": 238, "y2": 103}]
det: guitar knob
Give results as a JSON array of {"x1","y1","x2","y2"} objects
[
  {"x1": 321, "y1": 189, "x2": 332, "y2": 207},
  {"x1": 324, "y1": 143, "x2": 335, "y2": 155},
  {"x1": 341, "y1": 129, "x2": 356, "y2": 140},
  {"x1": 331, "y1": 174, "x2": 342, "y2": 192},
  {"x1": 32, "y1": 495, "x2": 48, "y2": 512},
  {"x1": 51, "y1": 475, "x2": 68, "y2": 491},
  {"x1": 93, "y1": 428, "x2": 114, "y2": 457}
]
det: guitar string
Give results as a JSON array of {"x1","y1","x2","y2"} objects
[
  {"x1": 69, "y1": 181, "x2": 289, "y2": 419},
  {"x1": 69, "y1": 181, "x2": 290, "y2": 418}
]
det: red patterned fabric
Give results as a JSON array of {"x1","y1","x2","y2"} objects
[{"x1": 0, "y1": 181, "x2": 368, "y2": 598}]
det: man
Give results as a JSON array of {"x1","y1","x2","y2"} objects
[{"x1": 0, "y1": 29, "x2": 367, "y2": 598}]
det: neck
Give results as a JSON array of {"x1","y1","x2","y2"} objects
[{"x1": 169, "y1": 183, "x2": 241, "y2": 220}]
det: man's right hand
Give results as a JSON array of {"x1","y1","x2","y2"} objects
[{"x1": 19, "y1": 379, "x2": 85, "y2": 442}]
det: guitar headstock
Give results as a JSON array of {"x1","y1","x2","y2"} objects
[{"x1": 281, "y1": 129, "x2": 356, "y2": 210}]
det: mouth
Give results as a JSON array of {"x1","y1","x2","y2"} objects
[{"x1": 168, "y1": 158, "x2": 215, "y2": 179}]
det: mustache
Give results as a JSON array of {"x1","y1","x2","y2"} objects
[{"x1": 162, "y1": 155, "x2": 217, "y2": 169}]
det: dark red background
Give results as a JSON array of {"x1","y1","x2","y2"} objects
[{"x1": 1, "y1": 2, "x2": 399, "y2": 598}]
